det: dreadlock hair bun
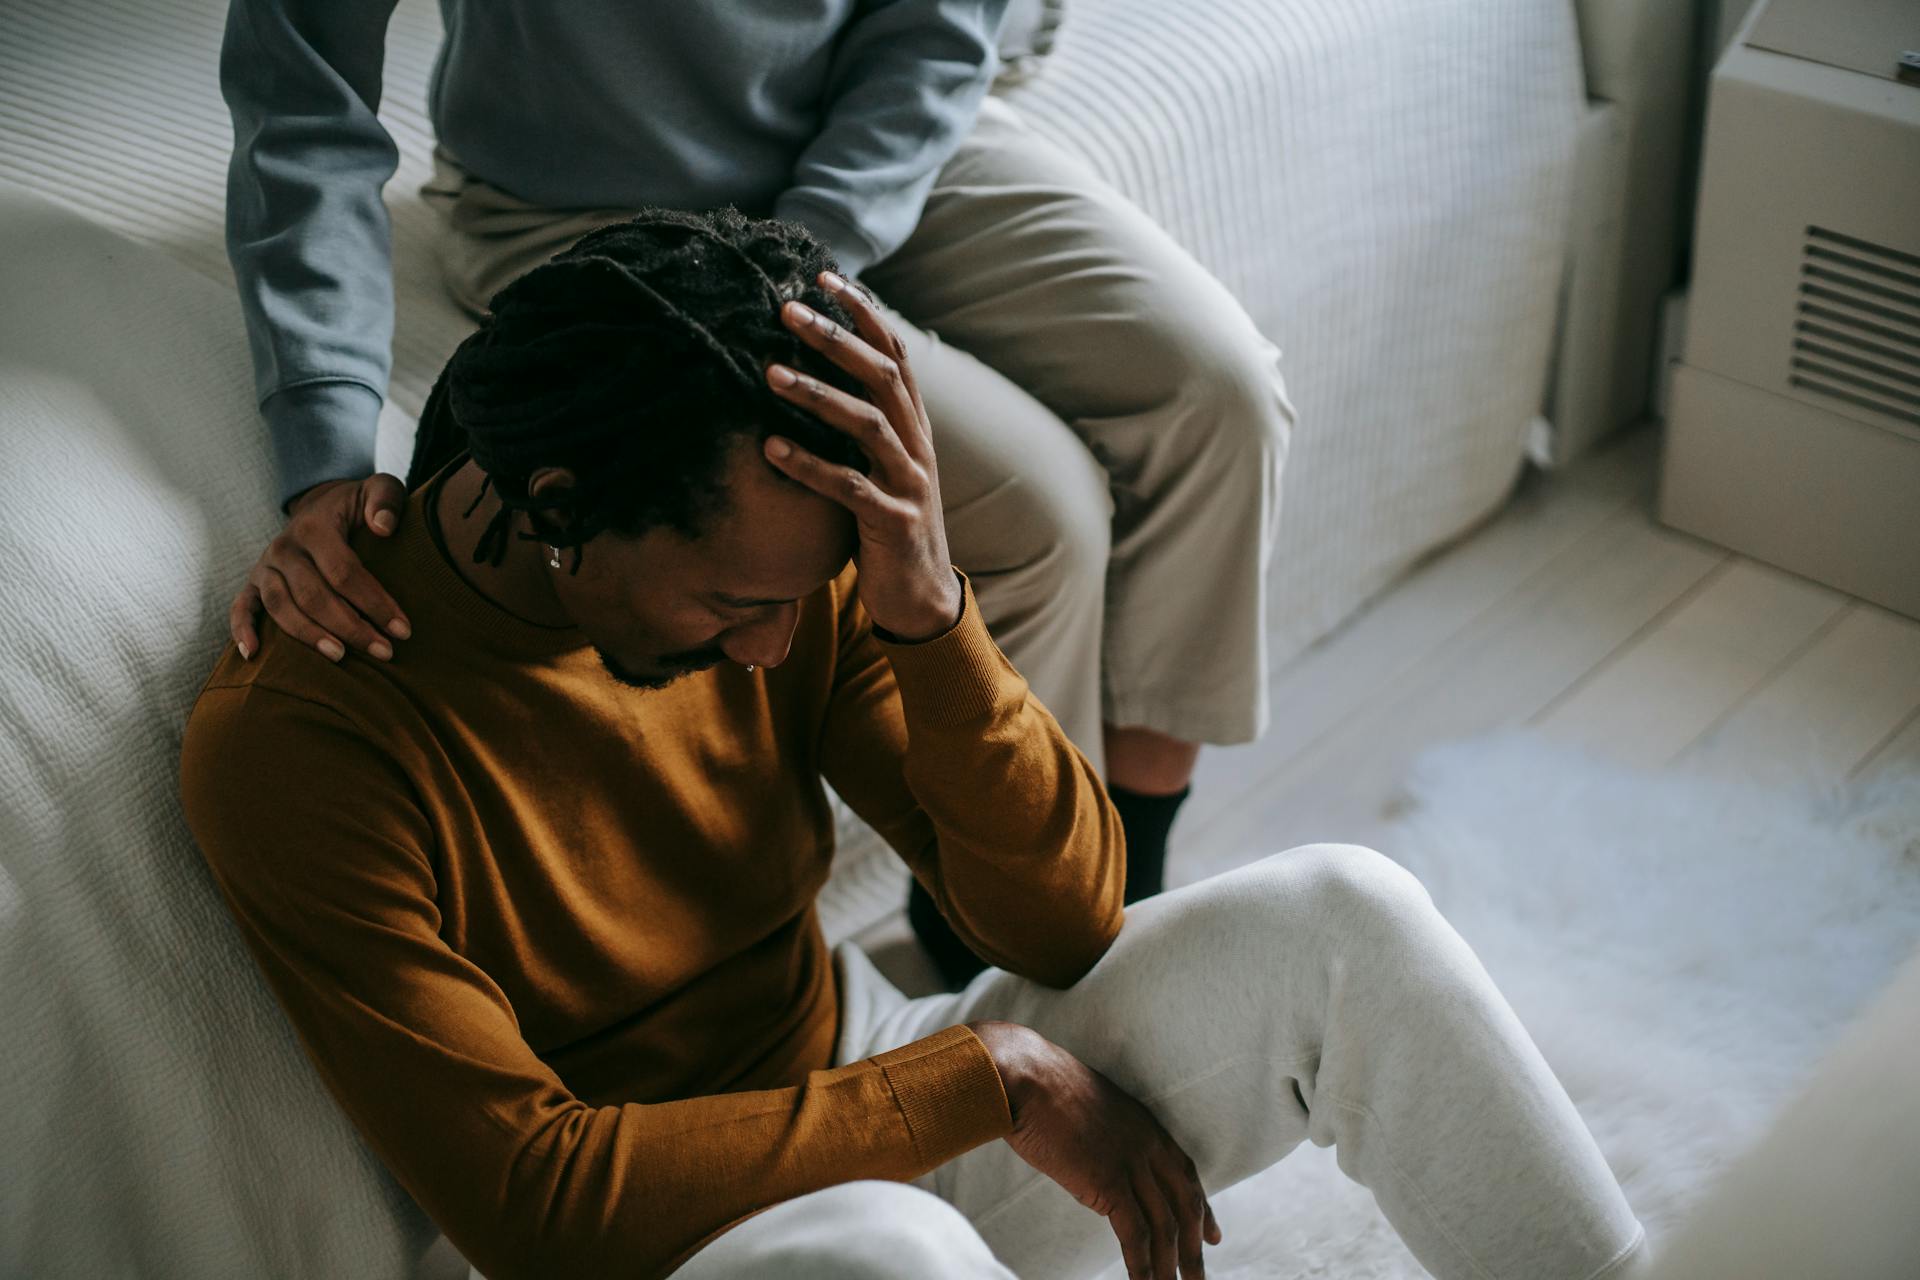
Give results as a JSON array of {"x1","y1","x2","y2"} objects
[{"x1": 407, "y1": 206, "x2": 873, "y2": 573}]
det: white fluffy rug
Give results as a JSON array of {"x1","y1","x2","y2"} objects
[{"x1": 1166, "y1": 729, "x2": 1920, "y2": 1279}]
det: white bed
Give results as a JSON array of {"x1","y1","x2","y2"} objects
[{"x1": 0, "y1": 0, "x2": 1588, "y2": 664}]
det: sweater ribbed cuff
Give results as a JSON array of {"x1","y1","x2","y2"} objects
[
  {"x1": 265, "y1": 380, "x2": 382, "y2": 512},
  {"x1": 773, "y1": 193, "x2": 880, "y2": 279},
  {"x1": 873, "y1": 1024, "x2": 1012, "y2": 1165},
  {"x1": 877, "y1": 574, "x2": 1026, "y2": 729}
]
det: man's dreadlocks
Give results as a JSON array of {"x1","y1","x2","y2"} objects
[{"x1": 407, "y1": 207, "x2": 871, "y2": 574}]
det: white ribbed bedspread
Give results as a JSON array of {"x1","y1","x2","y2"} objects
[{"x1": 0, "y1": 0, "x2": 1582, "y2": 668}]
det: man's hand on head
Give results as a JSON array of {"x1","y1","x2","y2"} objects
[
  {"x1": 966, "y1": 1020, "x2": 1222, "y2": 1280},
  {"x1": 230, "y1": 473, "x2": 412, "y2": 662},
  {"x1": 760, "y1": 273, "x2": 963, "y2": 644}
]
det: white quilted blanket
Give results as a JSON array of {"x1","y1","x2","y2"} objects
[{"x1": 0, "y1": 181, "x2": 433, "y2": 1277}]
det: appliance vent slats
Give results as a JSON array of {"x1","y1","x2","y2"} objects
[
  {"x1": 1807, "y1": 226, "x2": 1920, "y2": 271},
  {"x1": 1792, "y1": 226, "x2": 1920, "y2": 429}
]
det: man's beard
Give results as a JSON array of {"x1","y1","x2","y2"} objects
[{"x1": 595, "y1": 644, "x2": 727, "y2": 691}]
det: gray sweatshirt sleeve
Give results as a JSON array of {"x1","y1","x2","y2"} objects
[
  {"x1": 222, "y1": 0, "x2": 401, "y2": 510},
  {"x1": 773, "y1": 0, "x2": 1012, "y2": 278}
]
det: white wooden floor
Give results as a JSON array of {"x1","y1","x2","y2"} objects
[
  {"x1": 1173, "y1": 421, "x2": 1920, "y2": 877},
  {"x1": 860, "y1": 421, "x2": 1920, "y2": 992}
]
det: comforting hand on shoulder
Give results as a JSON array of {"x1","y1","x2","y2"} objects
[
  {"x1": 760, "y1": 272, "x2": 963, "y2": 644},
  {"x1": 231, "y1": 472, "x2": 411, "y2": 662}
]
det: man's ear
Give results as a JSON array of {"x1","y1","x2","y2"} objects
[
  {"x1": 524, "y1": 466, "x2": 580, "y2": 543},
  {"x1": 527, "y1": 466, "x2": 578, "y2": 504}
]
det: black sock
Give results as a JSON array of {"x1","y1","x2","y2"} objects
[
  {"x1": 906, "y1": 877, "x2": 990, "y2": 991},
  {"x1": 1108, "y1": 784, "x2": 1189, "y2": 905},
  {"x1": 904, "y1": 783, "x2": 1192, "y2": 989}
]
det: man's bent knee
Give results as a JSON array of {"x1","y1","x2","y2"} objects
[
  {"x1": 1128, "y1": 307, "x2": 1295, "y2": 460},
  {"x1": 953, "y1": 456, "x2": 1110, "y2": 591},
  {"x1": 1200, "y1": 330, "x2": 1295, "y2": 457},
  {"x1": 1189, "y1": 842, "x2": 1439, "y2": 948},
  {"x1": 1285, "y1": 842, "x2": 1432, "y2": 912}
]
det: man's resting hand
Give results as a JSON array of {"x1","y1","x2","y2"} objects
[
  {"x1": 231, "y1": 474, "x2": 411, "y2": 662},
  {"x1": 966, "y1": 1020, "x2": 1222, "y2": 1280}
]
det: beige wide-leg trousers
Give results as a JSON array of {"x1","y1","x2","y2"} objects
[
  {"x1": 665, "y1": 844, "x2": 1651, "y2": 1279},
  {"x1": 422, "y1": 96, "x2": 1297, "y2": 769}
]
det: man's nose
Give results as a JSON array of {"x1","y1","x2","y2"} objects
[{"x1": 721, "y1": 602, "x2": 800, "y2": 670}]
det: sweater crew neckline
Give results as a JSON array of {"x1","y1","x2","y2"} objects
[{"x1": 403, "y1": 457, "x2": 594, "y2": 661}]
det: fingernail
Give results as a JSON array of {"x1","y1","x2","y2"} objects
[
  {"x1": 319, "y1": 638, "x2": 345, "y2": 662},
  {"x1": 238, "y1": 640, "x2": 253, "y2": 660},
  {"x1": 387, "y1": 617, "x2": 412, "y2": 640},
  {"x1": 788, "y1": 302, "x2": 815, "y2": 325},
  {"x1": 369, "y1": 639, "x2": 393, "y2": 662},
  {"x1": 371, "y1": 510, "x2": 397, "y2": 534},
  {"x1": 821, "y1": 271, "x2": 845, "y2": 291},
  {"x1": 766, "y1": 437, "x2": 792, "y2": 459},
  {"x1": 768, "y1": 364, "x2": 797, "y2": 387}
]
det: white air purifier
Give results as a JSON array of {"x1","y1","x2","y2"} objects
[{"x1": 1659, "y1": 0, "x2": 1920, "y2": 619}]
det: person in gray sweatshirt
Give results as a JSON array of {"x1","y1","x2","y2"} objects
[{"x1": 218, "y1": 0, "x2": 1298, "y2": 988}]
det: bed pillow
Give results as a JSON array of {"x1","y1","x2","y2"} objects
[{"x1": 0, "y1": 179, "x2": 431, "y2": 1279}]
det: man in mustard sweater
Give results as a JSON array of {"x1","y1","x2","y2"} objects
[
  {"x1": 217, "y1": 0, "x2": 1299, "y2": 986},
  {"x1": 180, "y1": 212, "x2": 1648, "y2": 1280}
]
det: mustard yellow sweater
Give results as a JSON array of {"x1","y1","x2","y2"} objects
[{"x1": 178, "y1": 480, "x2": 1125, "y2": 1278}]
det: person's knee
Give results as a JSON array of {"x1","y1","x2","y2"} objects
[
  {"x1": 753, "y1": 1181, "x2": 1001, "y2": 1278},
  {"x1": 975, "y1": 452, "x2": 1111, "y2": 598},
  {"x1": 1198, "y1": 843, "x2": 1435, "y2": 948},
  {"x1": 1135, "y1": 310, "x2": 1295, "y2": 463},
  {"x1": 1206, "y1": 344, "x2": 1293, "y2": 493},
  {"x1": 1039, "y1": 461, "x2": 1112, "y2": 590},
  {"x1": 1281, "y1": 842, "x2": 1440, "y2": 941}
]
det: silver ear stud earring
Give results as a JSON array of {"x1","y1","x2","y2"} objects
[
  {"x1": 745, "y1": 664, "x2": 756, "y2": 673},
  {"x1": 547, "y1": 544, "x2": 561, "y2": 569}
]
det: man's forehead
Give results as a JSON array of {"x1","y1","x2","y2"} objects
[
  {"x1": 698, "y1": 524, "x2": 851, "y2": 594},
  {"x1": 692, "y1": 448, "x2": 856, "y2": 597}
]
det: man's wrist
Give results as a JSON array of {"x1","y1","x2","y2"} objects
[
  {"x1": 874, "y1": 569, "x2": 965, "y2": 644},
  {"x1": 265, "y1": 381, "x2": 382, "y2": 512},
  {"x1": 284, "y1": 476, "x2": 348, "y2": 519},
  {"x1": 965, "y1": 1019, "x2": 1041, "y2": 1116}
]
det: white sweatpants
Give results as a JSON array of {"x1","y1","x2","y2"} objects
[{"x1": 668, "y1": 844, "x2": 1650, "y2": 1279}]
